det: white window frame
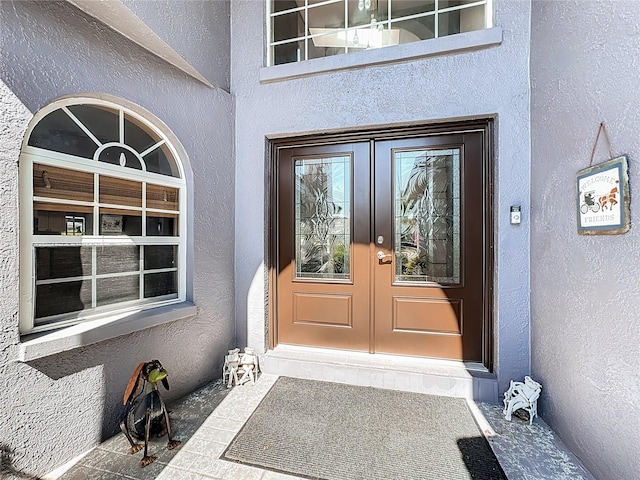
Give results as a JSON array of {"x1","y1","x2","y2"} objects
[
  {"x1": 267, "y1": 0, "x2": 493, "y2": 66},
  {"x1": 19, "y1": 97, "x2": 188, "y2": 334}
]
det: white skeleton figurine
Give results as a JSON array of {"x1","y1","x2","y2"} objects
[
  {"x1": 237, "y1": 347, "x2": 259, "y2": 386},
  {"x1": 503, "y1": 376, "x2": 542, "y2": 425},
  {"x1": 222, "y1": 348, "x2": 240, "y2": 388}
]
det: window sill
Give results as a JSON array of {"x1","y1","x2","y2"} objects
[
  {"x1": 260, "y1": 27, "x2": 503, "y2": 84},
  {"x1": 18, "y1": 302, "x2": 197, "y2": 362}
]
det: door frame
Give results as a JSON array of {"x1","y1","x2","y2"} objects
[{"x1": 267, "y1": 119, "x2": 495, "y2": 370}]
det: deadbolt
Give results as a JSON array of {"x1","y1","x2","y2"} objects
[{"x1": 377, "y1": 235, "x2": 384, "y2": 245}]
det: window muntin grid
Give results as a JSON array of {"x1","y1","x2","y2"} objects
[
  {"x1": 268, "y1": 0, "x2": 489, "y2": 66},
  {"x1": 29, "y1": 104, "x2": 180, "y2": 178},
  {"x1": 20, "y1": 100, "x2": 186, "y2": 334}
]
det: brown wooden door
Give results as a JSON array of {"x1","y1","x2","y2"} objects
[
  {"x1": 373, "y1": 132, "x2": 487, "y2": 361},
  {"x1": 275, "y1": 130, "x2": 489, "y2": 362},
  {"x1": 276, "y1": 142, "x2": 371, "y2": 351}
]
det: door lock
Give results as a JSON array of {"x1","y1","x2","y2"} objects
[{"x1": 376, "y1": 251, "x2": 393, "y2": 261}]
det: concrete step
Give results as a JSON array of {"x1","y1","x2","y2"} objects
[{"x1": 262, "y1": 344, "x2": 499, "y2": 403}]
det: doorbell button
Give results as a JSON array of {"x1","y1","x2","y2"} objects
[{"x1": 510, "y1": 206, "x2": 521, "y2": 225}]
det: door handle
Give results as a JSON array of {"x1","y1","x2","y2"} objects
[{"x1": 376, "y1": 251, "x2": 393, "y2": 261}]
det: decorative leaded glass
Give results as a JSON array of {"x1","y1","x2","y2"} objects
[
  {"x1": 294, "y1": 156, "x2": 351, "y2": 280},
  {"x1": 394, "y1": 148, "x2": 461, "y2": 284}
]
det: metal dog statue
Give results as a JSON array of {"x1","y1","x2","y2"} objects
[{"x1": 120, "y1": 360, "x2": 181, "y2": 467}]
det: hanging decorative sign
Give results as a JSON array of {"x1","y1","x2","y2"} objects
[{"x1": 577, "y1": 124, "x2": 630, "y2": 235}]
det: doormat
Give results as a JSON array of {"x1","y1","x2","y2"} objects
[{"x1": 223, "y1": 377, "x2": 506, "y2": 480}]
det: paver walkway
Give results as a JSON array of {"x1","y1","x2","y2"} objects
[{"x1": 49, "y1": 374, "x2": 595, "y2": 480}]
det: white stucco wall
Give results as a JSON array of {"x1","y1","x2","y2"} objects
[
  {"x1": 0, "y1": 1, "x2": 233, "y2": 476},
  {"x1": 232, "y1": 0, "x2": 532, "y2": 393},
  {"x1": 530, "y1": 1, "x2": 640, "y2": 478}
]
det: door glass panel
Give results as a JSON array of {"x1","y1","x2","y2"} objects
[
  {"x1": 394, "y1": 148, "x2": 460, "y2": 284},
  {"x1": 295, "y1": 156, "x2": 351, "y2": 280}
]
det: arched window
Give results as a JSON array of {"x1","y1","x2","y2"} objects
[{"x1": 19, "y1": 98, "x2": 187, "y2": 334}]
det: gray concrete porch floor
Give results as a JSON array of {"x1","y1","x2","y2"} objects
[{"x1": 47, "y1": 374, "x2": 595, "y2": 480}]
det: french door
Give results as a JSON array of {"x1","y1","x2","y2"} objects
[{"x1": 274, "y1": 128, "x2": 491, "y2": 363}]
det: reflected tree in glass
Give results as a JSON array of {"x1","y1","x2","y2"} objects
[{"x1": 395, "y1": 150, "x2": 460, "y2": 283}]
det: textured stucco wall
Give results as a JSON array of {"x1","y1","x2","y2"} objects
[
  {"x1": 232, "y1": 0, "x2": 532, "y2": 392},
  {"x1": 0, "y1": 1, "x2": 233, "y2": 476},
  {"x1": 530, "y1": 1, "x2": 640, "y2": 478},
  {"x1": 121, "y1": 0, "x2": 231, "y2": 91}
]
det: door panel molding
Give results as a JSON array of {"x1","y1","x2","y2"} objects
[
  {"x1": 293, "y1": 292, "x2": 353, "y2": 328},
  {"x1": 392, "y1": 296, "x2": 462, "y2": 335}
]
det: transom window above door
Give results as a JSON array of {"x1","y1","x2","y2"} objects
[
  {"x1": 268, "y1": 0, "x2": 491, "y2": 66},
  {"x1": 19, "y1": 98, "x2": 187, "y2": 334}
]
